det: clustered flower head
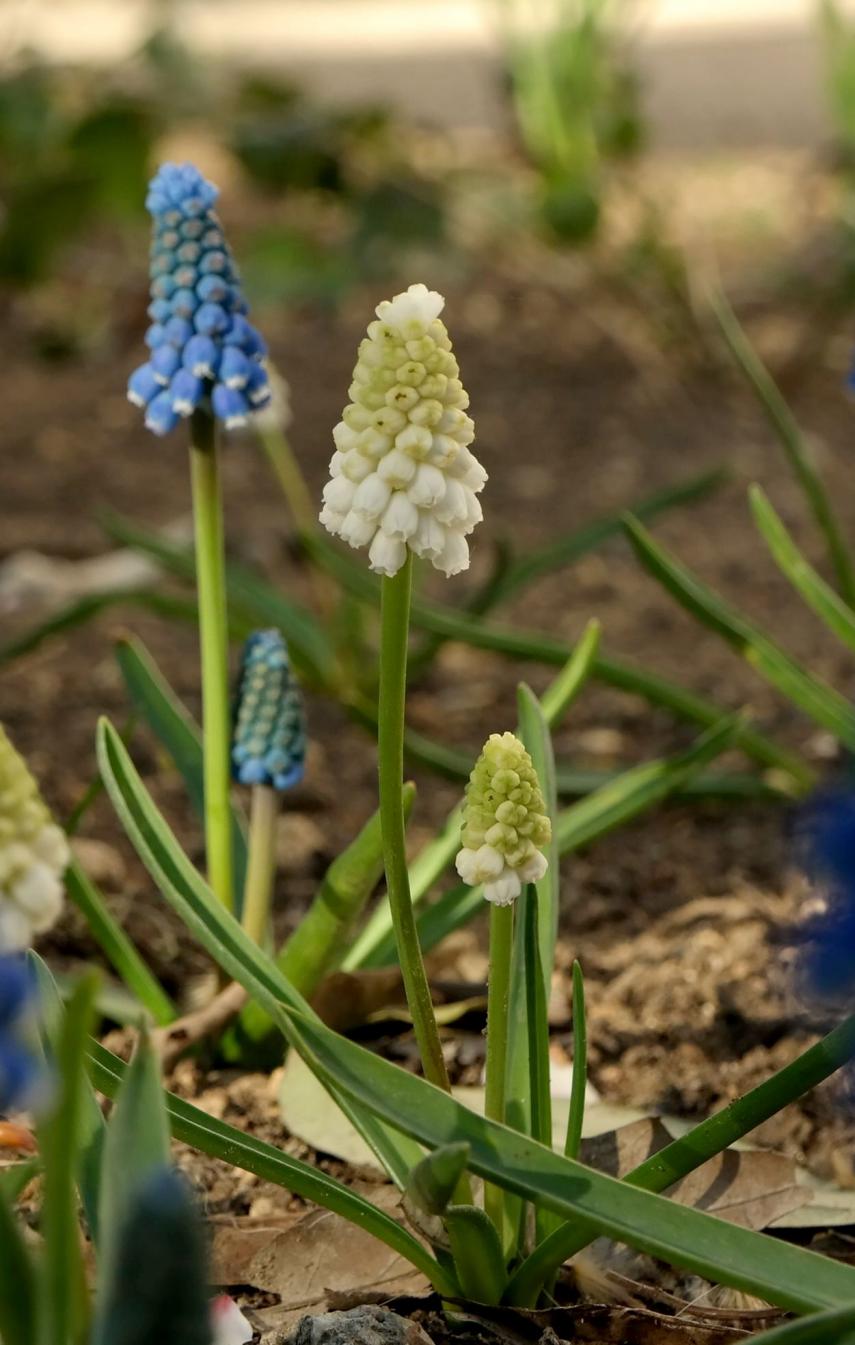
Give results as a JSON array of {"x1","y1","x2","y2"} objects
[
  {"x1": 231, "y1": 630, "x2": 306, "y2": 790},
  {"x1": 0, "y1": 726, "x2": 69, "y2": 950},
  {"x1": 455, "y1": 731, "x2": 551, "y2": 906},
  {"x1": 127, "y1": 162, "x2": 271, "y2": 436},
  {"x1": 319, "y1": 283, "x2": 486, "y2": 578},
  {"x1": 0, "y1": 955, "x2": 45, "y2": 1115},
  {"x1": 793, "y1": 783, "x2": 855, "y2": 1003}
]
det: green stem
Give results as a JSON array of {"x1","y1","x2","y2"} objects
[
  {"x1": 378, "y1": 554, "x2": 450, "y2": 1093},
  {"x1": 484, "y1": 900, "x2": 515, "y2": 1238},
  {"x1": 189, "y1": 411, "x2": 234, "y2": 913},
  {"x1": 505, "y1": 1008, "x2": 855, "y2": 1306},
  {"x1": 241, "y1": 785, "x2": 279, "y2": 946}
]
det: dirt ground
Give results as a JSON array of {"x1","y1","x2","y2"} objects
[{"x1": 4, "y1": 150, "x2": 855, "y2": 1297}]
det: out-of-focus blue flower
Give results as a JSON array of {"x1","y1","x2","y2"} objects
[
  {"x1": 0, "y1": 956, "x2": 43, "y2": 1115},
  {"x1": 231, "y1": 631, "x2": 306, "y2": 791},
  {"x1": 127, "y1": 163, "x2": 271, "y2": 437},
  {"x1": 794, "y1": 783, "x2": 855, "y2": 1003}
]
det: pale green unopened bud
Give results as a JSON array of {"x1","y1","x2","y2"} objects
[
  {"x1": 455, "y1": 732, "x2": 551, "y2": 906},
  {"x1": 319, "y1": 284, "x2": 486, "y2": 578},
  {"x1": 0, "y1": 726, "x2": 69, "y2": 950}
]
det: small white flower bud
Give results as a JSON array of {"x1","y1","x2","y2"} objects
[
  {"x1": 408, "y1": 463, "x2": 447, "y2": 508},
  {"x1": 369, "y1": 531, "x2": 407, "y2": 577},
  {"x1": 322, "y1": 476, "x2": 357, "y2": 513},
  {"x1": 378, "y1": 449, "x2": 417, "y2": 487},
  {"x1": 382, "y1": 492, "x2": 420, "y2": 541},
  {"x1": 0, "y1": 726, "x2": 69, "y2": 949},
  {"x1": 353, "y1": 473, "x2": 391, "y2": 520},
  {"x1": 436, "y1": 531, "x2": 469, "y2": 577},
  {"x1": 410, "y1": 512, "x2": 446, "y2": 560},
  {"x1": 340, "y1": 510, "x2": 376, "y2": 548},
  {"x1": 484, "y1": 871, "x2": 522, "y2": 907}
]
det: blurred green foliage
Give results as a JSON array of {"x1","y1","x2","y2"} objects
[{"x1": 495, "y1": 0, "x2": 644, "y2": 243}]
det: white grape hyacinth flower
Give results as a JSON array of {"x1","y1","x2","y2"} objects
[
  {"x1": 319, "y1": 283, "x2": 486, "y2": 578},
  {"x1": 0, "y1": 725, "x2": 69, "y2": 951}
]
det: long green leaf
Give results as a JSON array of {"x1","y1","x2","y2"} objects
[
  {"x1": 305, "y1": 529, "x2": 811, "y2": 787},
  {"x1": 0, "y1": 1191, "x2": 36, "y2": 1345},
  {"x1": 710, "y1": 287, "x2": 855, "y2": 606},
  {"x1": 115, "y1": 635, "x2": 249, "y2": 903},
  {"x1": 364, "y1": 717, "x2": 742, "y2": 970},
  {"x1": 0, "y1": 589, "x2": 202, "y2": 668},
  {"x1": 564, "y1": 961, "x2": 586, "y2": 1163},
  {"x1": 95, "y1": 718, "x2": 422, "y2": 1190},
  {"x1": 30, "y1": 954, "x2": 107, "y2": 1243},
  {"x1": 491, "y1": 467, "x2": 727, "y2": 603},
  {"x1": 95, "y1": 724, "x2": 855, "y2": 1317},
  {"x1": 66, "y1": 860, "x2": 176, "y2": 1026},
  {"x1": 624, "y1": 514, "x2": 855, "y2": 751},
  {"x1": 750, "y1": 485, "x2": 855, "y2": 654},
  {"x1": 38, "y1": 974, "x2": 98, "y2": 1345},
  {"x1": 517, "y1": 684, "x2": 559, "y2": 986},
  {"x1": 102, "y1": 513, "x2": 335, "y2": 686},
  {"x1": 97, "y1": 1028, "x2": 171, "y2": 1302},
  {"x1": 86, "y1": 1039, "x2": 453, "y2": 1294},
  {"x1": 745, "y1": 1304, "x2": 855, "y2": 1343}
]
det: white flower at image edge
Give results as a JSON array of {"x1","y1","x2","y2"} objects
[
  {"x1": 319, "y1": 283, "x2": 486, "y2": 578},
  {"x1": 211, "y1": 1295, "x2": 253, "y2": 1345}
]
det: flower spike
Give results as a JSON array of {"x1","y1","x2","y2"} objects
[
  {"x1": 231, "y1": 631, "x2": 306, "y2": 791},
  {"x1": 0, "y1": 726, "x2": 69, "y2": 950},
  {"x1": 455, "y1": 732, "x2": 551, "y2": 906},
  {"x1": 128, "y1": 163, "x2": 271, "y2": 435},
  {"x1": 320, "y1": 283, "x2": 486, "y2": 577}
]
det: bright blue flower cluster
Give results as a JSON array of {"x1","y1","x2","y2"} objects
[
  {"x1": 127, "y1": 163, "x2": 271, "y2": 436},
  {"x1": 0, "y1": 956, "x2": 42, "y2": 1115},
  {"x1": 794, "y1": 784, "x2": 855, "y2": 1003},
  {"x1": 231, "y1": 630, "x2": 306, "y2": 791}
]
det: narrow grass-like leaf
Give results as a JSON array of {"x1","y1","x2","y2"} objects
[
  {"x1": 38, "y1": 974, "x2": 98, "y2": 1345},
  {"x1": 102, "y1": 513, "x2": 336, "y2": 687},
  {"x1": 30, "y1": 954, "x2": 106, "y2": 1243},
  {"x1": 507, "y1": 1006, "x2": 855, "y2": 1305},
  {"x1": 96, "y1": 718, "x2": 422, "y2": 1189},
  {"x1": 517, "y1": 684, "x2": 560, "y2": 985},
  {"x1": 307, "y1": 530, "x2": 811, "y2": 787},
  {"x1": 66, "y1": 860, "x2": 176, "y2": 1026},
  {"x1": 564, "y1": 961, "x2": 587, "y2": 1163},
  {"x1": 116, "y1": 635, "x2": 249, "y2": 903},
  {"x1": 540, "y1": 618, "x2": 601, "y2": 727},
  {"x1": 745, "y1": 1304, "x2": 855, "y2": 1343},
  {"x1": 491, "y1": 468, "x2": 727, "y2": 603},
  {"x1": 86, "y1": 1038, "x2": 456, "y2": 1295},
  {"x1": 0, "y1": 1190, "x2": 36, "y2": 1345},
  {"x1": 750, "y1": 485, "x2": 855, "y2": 654},
  {"x1": 523, "y1": 888, "x2": 557, "y2": 1245},
  {"x1": 710, "y1": 287, "x2": 855, "y2": 606},
  {"x1": 0, "y1": 589, "x2": 202, "y2": 668},
  {"x1": 624, "y1": 514, "x2": 855, "y2": 751}
]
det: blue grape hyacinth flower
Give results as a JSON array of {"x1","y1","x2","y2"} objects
[
  {"x1": 127, "y1": 163, "x2": 271, "y2": 436},
  {"x1": 794, "y1": 783, "x2": 855, "y2": 1004},
  {"x1": 0, "y1": 955, "x2": 44, "y2": 1115},
  {"x1": 231, "y1": 631, "x2": 306, "y2": 791}
]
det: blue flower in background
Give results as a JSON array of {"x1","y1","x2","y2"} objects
[
  {"x1": 127, "y1": 163, "x2": 271, "y2": 436},
  {"x1": 231, "y1": 630, "x2": 306, "y2": 791},
  {"x1": 794, "y1": 783, "x2": 855, "y2": 1004},
  {"x1": 0, "y1": 956, "x2": 43, "y2": 1115}
]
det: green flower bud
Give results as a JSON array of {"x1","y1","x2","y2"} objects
[
  {"x1": 0, "y1": 726, "x2": 69, "y2": 949},
  {"x1": 455, "y1": 732, "x2": 551, "y2": 906}
]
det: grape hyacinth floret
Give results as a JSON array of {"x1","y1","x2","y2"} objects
[
  {"x1": 127, "y1": 163, "x2": 271, "y2": 436},
  {"x1": 455, "y1": 731, "x2": 552, "y2": 906},
  {"x1": 0, "y1": 726, "x2": 69, "y2": 951},
  {"x1": 231, "y1": 630, "x2": 306, "y2": 790},
  {"x1": 0, "y1": 955, "x2": 45, "y2": 1114},
  {"x1": 793, "y1": 782, "x2": 855, "y2": 1003},
  {"x1": 319, "y1": 283, "x2": 487, "y2": 577}
]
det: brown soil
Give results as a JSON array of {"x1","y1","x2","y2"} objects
[{"x1": 4, "y1": 151, "x2": 855, "y2": 1275}]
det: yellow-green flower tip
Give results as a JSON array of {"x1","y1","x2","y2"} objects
[
  {"x1": 0, "y1": 726, "x2": 69, "y2": 950},
  {"x1": 319, "y1": 283, "x2": 486, "y2": 578},
  {"x1": 455, "y1": 731, "x2": 551, "y2": 906}
]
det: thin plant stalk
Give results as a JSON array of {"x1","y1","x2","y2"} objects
[
  {"x1": 378, "y1": 554, "x2": 450, "y2": 1093},
  {"x1": 189, "y1": 409, "x2": 234, "y2": 913},
  {"x1": 484, "y1": 900, "x2": 515, "y2": 1237},
  {"x1": 241, "y1": 785, "x2": 279, "y2": 946},
  {"x1": 257, "y1": 421, "x2": 316, "y2": 539}
]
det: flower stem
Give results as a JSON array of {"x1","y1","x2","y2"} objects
[
  {"x1": 242, "y1": 785, "x2": 279, "y2": 945},
  {"x1": 484, "y1": 900, "x2": 514, "y2": 1236},
  {"x1": 379, "y1": 554, "x2": 450, "y2": 1092},
  {"x1": 189, "y1": 410, "x2": 234, "y2": 913}
]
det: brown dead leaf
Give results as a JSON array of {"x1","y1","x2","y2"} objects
[
  {"x1": 210, "y1": 1207, "x2": 429, "y2": 1308},
  {"x1": 0, "y1": 1122, "x2": 37, "y2": 1153},
  {"x1": 579, "y1": 1119, "x2": 809, "y2": 1230}
]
